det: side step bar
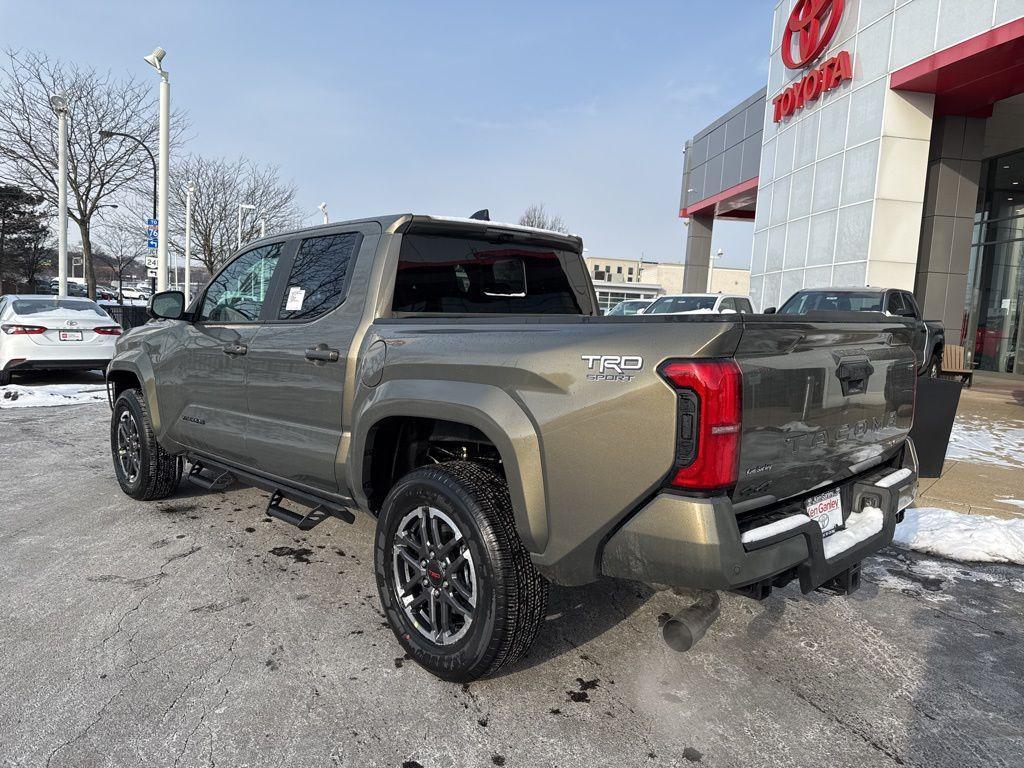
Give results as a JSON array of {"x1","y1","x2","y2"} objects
[
  {"x1": 187, "y1": 461, "x2": 235, "y2": 491},
  {"x1": 266, "y1": 490, "x2": 354, "y2": 531}
]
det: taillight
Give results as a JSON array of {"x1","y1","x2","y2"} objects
[
  {"x1": 1, "y1": 324, "x2": 46, "y2": 335},
  {"x1": 659, "y1": 359, "x2": 742, "y2": 493},
  {"x1": 93, "y1": 326, "x2": 123, "y2": 336}
]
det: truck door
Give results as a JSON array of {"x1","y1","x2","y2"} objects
[
  {"x1": 163, "y1": 242, "x2": 285, "y2": 465},
  {"x1": 243, "y1": 225, "x2": 379, "y2": 495}
]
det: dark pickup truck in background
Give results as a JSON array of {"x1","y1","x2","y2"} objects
[
  {"x1": 107, "y1": 214, "x2": 920, "y2": 681},
  {"x1": 769, "y1": 287, "x2": 945, "y2": 378}
]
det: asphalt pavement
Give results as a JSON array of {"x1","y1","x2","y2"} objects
[{"x1": 1, "y1": 389, "x2": 1022, "y2": 768}]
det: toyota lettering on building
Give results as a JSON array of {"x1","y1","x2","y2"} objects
[{"x1": 772, "y1": 0, "x2": 852, "y2": 123}]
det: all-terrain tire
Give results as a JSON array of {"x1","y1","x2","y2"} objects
[
  {"x1": 375, "y1": 461, "x2": 548, "y2": 682},
  {"x1": 0, "y1": 369, "x2": 11, "y2": 386},
  {"x1": 110, "y1": 388, "x2": 181, "y2": 501}
]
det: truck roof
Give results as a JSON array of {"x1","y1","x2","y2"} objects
[{"x1": 247, "y1": 214, "x2": 583, "y2": 250}]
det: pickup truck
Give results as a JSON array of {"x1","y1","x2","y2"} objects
[
  {"x1": 107, "y1": 214, "x2": 919, "y2": 681},
  {"x1": 769, "y1": 286, "x2": 945, "y2": 378}
]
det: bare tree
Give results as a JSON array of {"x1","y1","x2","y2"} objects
[
  {"x1": 0, "y1": 49, "x2": 186, "y2": 298},
  {"x1": 94, "y1": 207, "x2": 148, "y2": 295},
  {"x1": 168, "y1": 154, "x2": 302, "y2": 274},
  {"x1": 518, "y1": 203, "x2": 568, "y2": 234}
]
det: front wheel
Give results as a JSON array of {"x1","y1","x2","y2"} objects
[
  {"x1": 110, "y1": 389, "x2": 181, "y2": 500},
  {"x1": 925, "y1": 354, "x2": 941, "y2": 379},
  {"x1": 374, "y1": 461, "x2": 548, "y2": 682}
]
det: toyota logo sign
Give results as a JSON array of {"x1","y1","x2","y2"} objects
[{"x1": 782, "y1": 0, "x2": 846, "y2": 70}]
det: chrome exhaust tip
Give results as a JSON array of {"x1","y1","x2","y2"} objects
[{"x1": 662, "y1": 591, "x2": 721, "y2": 652}]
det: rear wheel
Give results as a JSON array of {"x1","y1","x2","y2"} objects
[
  {"x1": 110, "y1": 389, "x2": 181, "y2": 500},
  {"x1": 0, "y1": 369, "x2": 10, "y2": 387},
  {"x1": 374, "y1": 461, "x2": 548, "y2": 681}
]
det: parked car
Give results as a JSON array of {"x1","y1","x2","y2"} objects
[
  {"x1": 770, "y1": 287, "x2": 945, "y2": 377},
  {"x1": 118, "y1": 287, "x2": 148, "y2": 302},
  {"x1": 0, "y1": 295, "x2": 122, "y2": 385},
  {"x1": 49, "y1": 279, "x2": 88, "y2": 298},
  {"x1": 107, "y1": 214, "x2": 919, "y2": 681},
  {"x1": 95, "y1": 287, "x2": 117, "y2": 301},
  {"x1": 641, "y1": 293, "x2": 755, "y2": 315},
  {"x1": 32, "y1": 280, "x2": 55, "y2": 295},
  {"x1": 605, "y1": 299, "x2": 652, "y2": 316}
]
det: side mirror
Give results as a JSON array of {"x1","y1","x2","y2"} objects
[
  {"x1": 764, "y1": 307, "x2": 777, "y2": 315},
  {"x1": 149, "y1": 290, "x2": 185, "y2": 320}
]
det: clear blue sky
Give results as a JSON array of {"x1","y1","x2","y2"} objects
[{"x1": 3, "y1": 1, "x2": 772, "y2": 269}]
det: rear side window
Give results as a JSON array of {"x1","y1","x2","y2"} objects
[
  {"x1": 278, "y1": 233, "x2": 360, "y2": 320},
  {"x1": 737, "y1": 299, "x2": 754, "y2": 313},
  {"x1": 886, "y1": 292, "x2": 907, "y2": 315},
  {"x1": 392, "y1": 233, "x2": 583, "y2": 314}
]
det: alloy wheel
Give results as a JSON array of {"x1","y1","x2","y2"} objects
[
  {"x1": 392, "y1": 505, "x2": 478, "y2": 646},
  {"x1": 116, "y1": 409, "x2": 142, "y2": 484}
]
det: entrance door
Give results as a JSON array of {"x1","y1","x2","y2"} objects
[
  {"x1": 159, "y1": 242, "x2": 284, "y2": 465},
  {"x1": 244, "y1": 227, "x2": 377, "y2": 495}
]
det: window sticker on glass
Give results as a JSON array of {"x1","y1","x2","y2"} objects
[{"x1": 286, "y1": 286, "x2": 306, "y2": 312}]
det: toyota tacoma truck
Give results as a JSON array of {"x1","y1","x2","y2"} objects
[{"x1": 106, "y1": 214, "x2": 919, "y2": 681}]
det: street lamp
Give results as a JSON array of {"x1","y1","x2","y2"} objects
[
  {"x1": 50, "y1": 93, "x2": 68, "y2": 298},
  {"x1": 707, "y1": 248, "x2": 724, "y2": 293},
  {"x1": 144, "y1": 46, "x2": 170, "y2": 292},
  {"x1": 319, "y1": 202, "x2": 329, "y2": 224},
  {"x1": 184, "y1": 184, "x2": 194, "y2": 302},
  {"x1": 238, "y1": 203, "x2": 256, "y2": 250}
]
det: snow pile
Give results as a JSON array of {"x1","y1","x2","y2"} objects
[
  {"x1": 946, "y1": 414, "x2": 1024, "y2": 469},
  {"x1": 0, "y1": 383, "x2": 107, "y2": 409},
  {"x1": 894, "y1": 507, "x2": 1024, "y2": 566},
  {"x1": 823, "y1": 506, "x2": 884, "y2": 559}
]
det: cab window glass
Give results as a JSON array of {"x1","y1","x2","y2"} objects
[
  {"x1": 886, "y1": 292, "x2": 908, "y2": 315},
  {"x1": 737, "y1": 298, "x2": 754, "y2": 313},
  {"x1": 278, "y1": 233, "x2": 360, "y2": 320},
  {"x1": 200, "y1": 243, "x2": 282, "y2": 323}
]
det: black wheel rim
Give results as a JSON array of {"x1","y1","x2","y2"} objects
[
  {"x1": 116, "y1": 409, "x2": 142, "y2": 484},
  {"x1": 392, "y1": 505, "x2": 478, "y2": 646}
]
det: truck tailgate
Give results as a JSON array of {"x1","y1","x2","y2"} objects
[{"x1": 732, "y1": 316, "x2": 916, "y2": 504}]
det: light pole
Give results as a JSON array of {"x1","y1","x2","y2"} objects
[
  {"x1": 50, "y1": 94, "x2": 68, "y2": 298},
  {"x1": 238, "y1": 203, "x2": 256, "y2": 250},
  {"x1": 318, "y1": 202, "x2": 329, "y2": 224},
  {"x1": 257, "y1": 218, "x2": 266, "y2": 239},
  {"x1": 184, "y1": 184, "x2": 194, "y2": 301},
  {"x1": 144, "y1": 46, "x2": 170, "y2": 292},
  {"x1": 707, "y1": 248, "x2": 724, "y2": 293}
]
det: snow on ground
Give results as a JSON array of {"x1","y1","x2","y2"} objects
[
  {"x1": 894, "y1": 507, "x2": 1024, "y2": 566},
  {"x1": 946, "y1": 413, "x2": 1024, "y2": 469},
  {"x1": 0, "y1": 383, "x2": 107, "y2": 409},
  {"x1": 998, "y1": 498, "x2": 1024, "y2": 510}
]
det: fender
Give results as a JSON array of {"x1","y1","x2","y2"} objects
[
  {"x1": 350, "y1": 378, "x2": 549, "y2": 553},
  {"x1": 107, "y1": 352, "x2": 162, "y2": 433}
]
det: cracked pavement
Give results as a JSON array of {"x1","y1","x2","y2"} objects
[{"x1": 2, "y1": 399, "x2": 1023, "y2": 767}]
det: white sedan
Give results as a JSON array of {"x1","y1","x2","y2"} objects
[{"x1": 0, "y1": 295, "x2": 123, "y2": 385}]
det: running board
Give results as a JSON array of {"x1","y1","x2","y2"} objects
[
  {"x1": 187, "y1": 461, "x2": 235, "y2": 491},
  {"x1": 266, "y1": 489, "x2": 355, "y2": 530}
]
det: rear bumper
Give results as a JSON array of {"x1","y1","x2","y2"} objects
[
  {"x1": 3, "y1": 356, "x2": 112, "y2": 372},
  {"x1": 601, "y1": 445, "x2": 918, "y2": 593}
]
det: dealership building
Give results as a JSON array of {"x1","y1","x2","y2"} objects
[{"x1": 680, "y1": 1, "x2": 1024, "y2": 376}]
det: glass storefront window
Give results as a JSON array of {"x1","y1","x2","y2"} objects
[{"x1": 967, "y1": 149, "x2": 1024, "y2": 375}]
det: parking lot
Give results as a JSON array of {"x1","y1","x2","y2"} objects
[{"x1": 2, "y1": 378, "x2": 1023, "y2": 768}]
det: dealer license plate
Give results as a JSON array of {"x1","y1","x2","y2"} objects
[
  {"x1": 58, "y1": 330, "x2": 82, "y2": 341},
  {"x1": 805, "y1": 490, "x2": 844, "y2": 538}
]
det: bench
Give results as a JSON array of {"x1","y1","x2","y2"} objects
[{"x1": 941, "y1": 344, "x2": 974, "y2": 388}]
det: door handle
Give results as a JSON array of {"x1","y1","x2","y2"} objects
[
  {"x1": 222, "y1": 342, "x2": 248, "y2": 356},
  {"x1": 305, "y1": 344, "x2": 340, "y2": 363}
]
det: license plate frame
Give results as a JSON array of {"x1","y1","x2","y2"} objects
[
  {"x1": 805, "y1": 490, "x2": 844, "y2": 538},
  {"x1": 58, "y1": 330, "x2": 83, "y2": 342}
]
